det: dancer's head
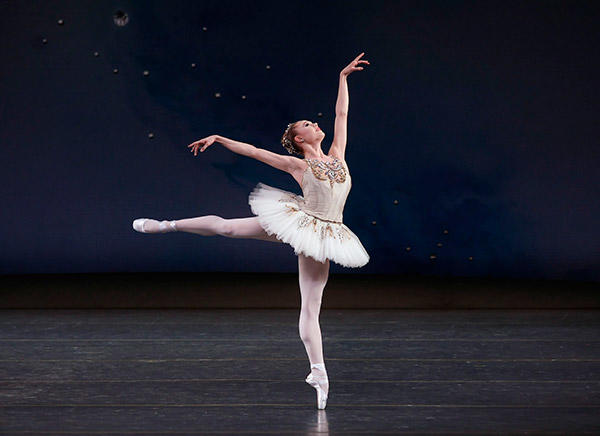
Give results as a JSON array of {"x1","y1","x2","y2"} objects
[{"x1": 281, "y1": 120, "x2": 325, "y2": 157}]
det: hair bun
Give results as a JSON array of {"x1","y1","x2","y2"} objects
[{"x1": 281, "y1": 122, "x2": 304, "y2": 156}]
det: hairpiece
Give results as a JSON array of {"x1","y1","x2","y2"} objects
[{"x1": 281, "y1": 122, "x2": 304, "y2": 156}]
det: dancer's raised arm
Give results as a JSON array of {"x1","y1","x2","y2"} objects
[
  {"x1": 188, "y1": 134, "x2": 296, "y2": 174},
  {"x1": 330, "y1": 52, "x2": 370, "y2": 160}
]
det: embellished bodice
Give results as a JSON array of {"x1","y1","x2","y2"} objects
[
  {"x1": 298, "y1": 157, "x2": 352, "y2": 223},
  {"x1": 250, "y1": 156, "x2": 369, "y2": 266}
]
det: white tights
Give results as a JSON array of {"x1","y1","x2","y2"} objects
[{"x1": 147, "y1": 215, "x2": 330, "y2": 370}]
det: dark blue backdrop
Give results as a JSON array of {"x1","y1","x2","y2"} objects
[{"x1": 1, "y1": 0, "x2": 598, "y2": 280}]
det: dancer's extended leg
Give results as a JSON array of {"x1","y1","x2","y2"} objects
[
  {"x1": 133, "y1": 215, "x2": 282, "y2": 243},
  {"x1": 298, "y1": 253, "x2": 330, "y2": 407}
]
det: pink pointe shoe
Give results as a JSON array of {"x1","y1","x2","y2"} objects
[
  {"x1": 305, "y1": 363, "x2": 329, "y2": 409},
  {"x1": 132, "y1": 218, "x2": 177, "y2": 233}
]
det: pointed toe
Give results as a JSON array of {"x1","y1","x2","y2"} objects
[{"x1": 133, "y1": 218, "x2": 148, "y2": 233}]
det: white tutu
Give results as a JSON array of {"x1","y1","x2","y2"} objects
[{"x1": 248, "y1": 182, "x2": 370, "y2": 268}]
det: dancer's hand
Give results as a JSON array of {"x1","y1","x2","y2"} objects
[
  {"x1": 340, "y1": 52, "x2": 370, "y2": 77},
  {"x1": 188, "y1": 135, "x2": 218, "y2": 156}
]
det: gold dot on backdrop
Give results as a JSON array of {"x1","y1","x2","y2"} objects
[{"x1": 113, "y1": 10, "x2": 129, "y2": 27}]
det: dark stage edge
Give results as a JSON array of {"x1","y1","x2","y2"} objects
[
  {"x1": 0, "y1": 272, "x2": 599, "y2": 309},
  {"x1": 0, "y1": 308, "x2": 599, "y2": 434}
]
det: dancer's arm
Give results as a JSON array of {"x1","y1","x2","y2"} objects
[
  {"x1": 217, "y1": 136, "x2": 298, "y2": 173},
  {"x1": 251, "y1": 146, "x2": 300, "y2": 174},
  {"x1": 330, "y1": 52, "x2": 370, "y2": 160},
  {"x1": 214, "y1": 135, "x2": 256, "y2": 158},
  {"x1": 188, "y1": 134, "x2": 301, "y2": 174},
  {"x1": 189, "y1": 134, "x2": 254, "y2": 157},
  {"x1": 330, "y1": 74, "x2": 349, "y2": 160}
]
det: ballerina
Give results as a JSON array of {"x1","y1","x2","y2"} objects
[{"x1": 133, "y1": 52, "x2": 371, "y2": 409}]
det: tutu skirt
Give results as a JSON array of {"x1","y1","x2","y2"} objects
[{"x1": 248, "y1": 183, "x2": 370, "y2": 268}]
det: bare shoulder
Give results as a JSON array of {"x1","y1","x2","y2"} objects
[
  {"x1": 287, "y1": 156, "x2": 308, "y2": 188},
  {"x1": 328, "y1": 150, "x2": 345, "y2": 162},
  {"x1": 287, "y1": 155, "x2": 307, "y2": 172},
  {"x1": 252, "y1": 147, "x2": 304, "y2": 174}
]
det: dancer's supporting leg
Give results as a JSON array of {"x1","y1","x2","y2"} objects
[
  {"x1": 298, "y1": 253, "x2": 330, "y2": 403},
  {"x1": 135, "y1": 215, "x2": 282, "y2": 243}
]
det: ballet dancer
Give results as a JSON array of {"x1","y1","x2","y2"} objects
[{"x1": 133, "y1": 52, "x2": 371, "y2": 409}]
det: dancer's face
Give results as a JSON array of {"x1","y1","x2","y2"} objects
[{"x1": 294, "y1": 120, "x2": 325, "y2": 147}]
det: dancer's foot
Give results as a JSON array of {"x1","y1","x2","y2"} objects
[
  {"x1": 305, "y1": 363, "x2": 329, "y2": 409},
  {"x1": 133, "y1": 218, "x2": 177, "y2": 233}
]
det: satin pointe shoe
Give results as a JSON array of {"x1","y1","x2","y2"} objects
[
  {"x1": 132, "y1": 218, "x2": 177, "y2": 233},
  {"x1": 305, "y1": 364, "x2": 329, "y2": 409}
]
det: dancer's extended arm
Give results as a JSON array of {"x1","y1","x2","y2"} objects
[
  {"x1": 218, "y1": 135, "x2": 296, "y2": 173},
  {"x1": 330, "y1": 52, "x2": 370, "y2": 160},
  {"x1": 330, "y1": 74, "x2": 348, "y2": 160},
  {"x1": 188, "y1": 134, "x2": 297, "y2": 174}
]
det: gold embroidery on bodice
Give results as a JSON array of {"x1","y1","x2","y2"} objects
[
  {"x1": 274, "y1": 157, "x2": 352, "y2": 242},
  {"x1": 305, "y1": 158, "x2": 347, "y2": 187}
]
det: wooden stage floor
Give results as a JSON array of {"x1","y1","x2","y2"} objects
[{"x1": 1, "y1": 308, "x2": 599, "y2": 434}]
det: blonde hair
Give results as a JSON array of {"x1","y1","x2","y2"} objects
[{"x1": 280, "y1": 122, "x2": 304, "y2": 157}]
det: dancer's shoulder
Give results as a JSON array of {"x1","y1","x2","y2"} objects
[{"x1": 252, "y1": 147, "x2": 301, "y2": 174}]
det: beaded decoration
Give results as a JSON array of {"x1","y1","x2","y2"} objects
[
  {"x1": 305, "y1": 158, "x2": 347, "y2": 188},
  {"x1": 273, "y1": 158, "x2": 351, "y2": 241},
  {"x1": 278, "y1": 203, "x2": 351, "y2": 241}
]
